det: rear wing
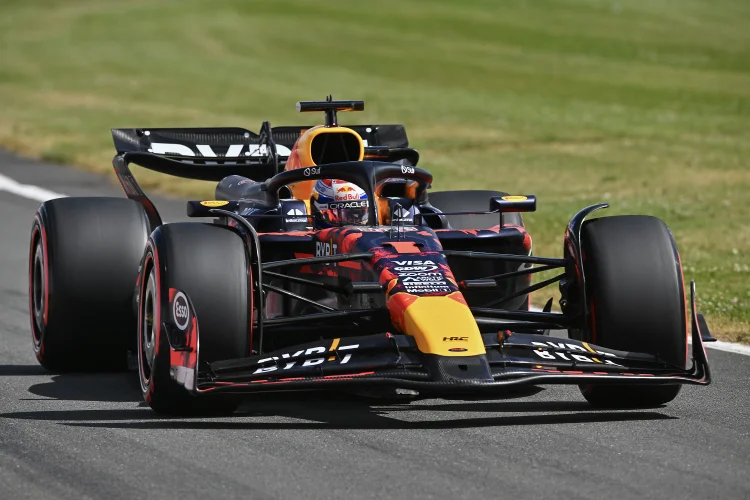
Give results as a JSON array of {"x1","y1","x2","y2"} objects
[
  {"x1": 112, "y1": 96, "x2": 412, "y2": 179},
  {"x1": 112, "y1": 124, "x2": 408, "y2": 157},
  {"x1": 111, "y1": 122, "x2": 412, "y2": 181},
  {"x1": 112, "y1": 126, "x2": 262, "y2": 157}
]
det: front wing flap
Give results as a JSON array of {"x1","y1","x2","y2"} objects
[{"x1": 166, "y1": 283, "x2": 710, "y2": 395}]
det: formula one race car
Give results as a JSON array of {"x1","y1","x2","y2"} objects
[{"x1": 28, "y1": 98, "x2": 713, "y2": 415}]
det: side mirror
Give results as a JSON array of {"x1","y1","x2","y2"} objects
[
  {"x1": 489, "y1": 195, "x2": 536, "y2": 213},
  {"x1": 187, "y1": 200, "x2": 240, "y2": 217}
]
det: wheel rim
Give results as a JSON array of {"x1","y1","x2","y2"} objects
[
  {"x1": 31, "y1": 242, "x2": 45, "y2": 341},
  {"x1": 140, "y1": 270, "x2": 157, "y2": 383}
]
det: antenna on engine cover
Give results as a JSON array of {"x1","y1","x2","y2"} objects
[{"x1": 296, "y1": 96, "x2": 365, "y2": 127}]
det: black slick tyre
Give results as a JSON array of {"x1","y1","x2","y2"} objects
[
  {"x1": 578, "y1": 215, "x2": 687, "y2": 408},
  {"x1": 138, "y1": 223, "x2": 251, "y2": 416},
  {"x1": 29, "y1": 197, "x2": 149, "y2": 371}
]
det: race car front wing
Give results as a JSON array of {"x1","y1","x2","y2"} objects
[{"x1": 165, "y1": 282, "x2": 711, "y2": 396}]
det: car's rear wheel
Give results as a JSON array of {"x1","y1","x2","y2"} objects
[
  {"x1": 138, "y1": 223, "x2": 252, "y2": 415},
  {"x1": 29, "y1": 197, "x2": 149, "y2": 371},
  {"x1": 577, "y1": 215, "x2": 687, "y2": 408}
]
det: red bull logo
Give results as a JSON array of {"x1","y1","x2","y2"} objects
[{"x1": 334, "y1": 183, "x2": 361, "y2": 201}]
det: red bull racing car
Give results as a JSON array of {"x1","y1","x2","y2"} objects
[{"x1": 28, "y1": 98, "x2": 713, "y2": 415}]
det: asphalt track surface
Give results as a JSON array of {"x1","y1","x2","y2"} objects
[{"x1": 0, "y1": 149, "x2": 748, "y2": 500}]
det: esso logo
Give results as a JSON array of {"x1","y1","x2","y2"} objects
[{"x1": 172, "y1": 291, "x2": 190, "y2": 331}]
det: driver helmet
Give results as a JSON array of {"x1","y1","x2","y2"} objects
[{"x1": 311, "y1": 179, "x2": 369, "y2": 228}]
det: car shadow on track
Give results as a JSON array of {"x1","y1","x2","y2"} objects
[
  {"x1": 0, "y1": 389, "x2": 678, "y2": 430},
  {"x1": 0, "y1": 364, "x2": 143, "y2": 403},
  {"x1": 0, "y1": 364, "x2": 51, "y2": 376},
  {"x1": 27, "y1": 374, "x2": 143, "y2": 402}
]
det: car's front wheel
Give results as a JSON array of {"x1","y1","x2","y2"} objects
[
  {"x1": 576, "y1": 215, "x2": 687, "y2": 408},
  {"x1": 138, "y1": 222, "x2": 252, "y2": 415}
]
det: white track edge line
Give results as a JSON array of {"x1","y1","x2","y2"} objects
[
  {"x1": 688, "y1": 338, "x2": 750, "y2": 355},
  {"x1": 0, "y1": 173, "x2": 67, "y2": 202}
]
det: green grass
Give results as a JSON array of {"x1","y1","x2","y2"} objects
[{"x1": 1, "y1": 0, "x2": 748, "y2": 342}]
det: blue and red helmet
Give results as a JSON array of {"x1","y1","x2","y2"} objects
[{"x1": 311, "y1": 179, "x2": 369, "y2": 228}]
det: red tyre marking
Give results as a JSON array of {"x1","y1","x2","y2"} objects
[
  {"x1": 28, "y1": 216, "x2": 51, "y2": 362},
  {"x1": 137, "y1": 252, "x2": 152, "y2": 388},
  {"x1": 28, "y1": 223, "x2": 42, "y2": 351},
  {"x1": 40, "y1": 223, "x2": 49, "y2": 326},
  {"x1": 151, "y1": 246, "x2": 161, "y2": 358},
  {"x1": 138, "y1": 244, "x2": 161, "y2": 403}
]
